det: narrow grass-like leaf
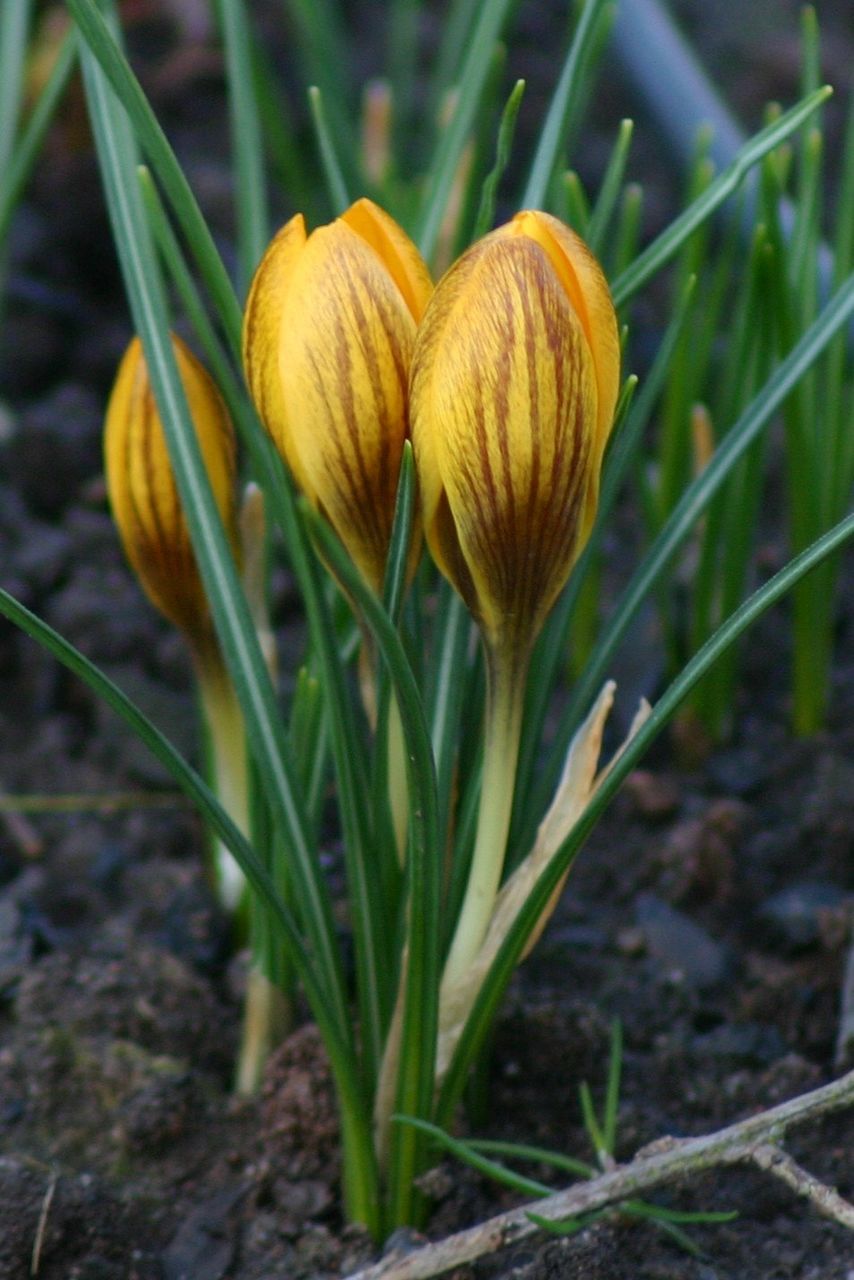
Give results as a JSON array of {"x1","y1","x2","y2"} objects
[
  {"x1": 469, "y1": 1139, "x2": 594, "y2": 1180},
  {"x1": 0, "y1": 0, "x2": 31, "y2": 177},
  {"x1": 249, "y1": 33, "x2": 316, "y2": 218},
  {"x1": 627, "y1": 1203, "x2": 737, "y2": 1225},
  {"x1": 522, "y1": 0, "x2": 613, "y2": 208},
  {"x1": 427, "y1": 587, "x2": 472, "y2": 858},
  {"x1": 0, "y1": 24, "x2": 77, "y2": 246},
  {"x1": 308, "y1": 85, "x2": 350, "y2": 215},
  {"x1": 0, "y1": 588, "x2": 350, "y2": 1075},
  {"x1": 303, "y1": 504, "x2": 441, "y2": 1228},
  {"x1": 382, "y1": 443, "x2": 417, "y2": 623},
  {"x1": 371, "y1": 448, "x2": 418, "y2": 942},
  {"x1": 283, "y1": 0, "x2": 356, "y2": 183},
  {"x1": 250, "y1": 433, "x2": 393, "y2": 1090},
  {"x1": 79, "y1": 24, "x2": 386, "y2": 1225},
  {"x1": 289, "y1": 667, "x2": 328, "y2": 838},
  {"x1": 427, "y1": 0, "x2": 484, "y2": 119},
  {"x1": 416, "y1": 0, "x2": 516, "y2": 262},
  {"x1": 654, "y1": 147, "x2": 715, "y2": 530},
  {"x1": 77, "y1": 17, "x2": 351, "y2": 1060},
  {"x1": 587, "y1": 118, "x2": 634, "y2": 253},
  {"x1": 611, "y1": 182, "x2": 643, "y2": 277},
  {"x1": 0, "y1": 592, "x2": 258, "y2": 898},
  {"x1": 561, "y1": 170, "x2": 591, "y2": 237},
  {"x1": 439, "y1": 507, "x2": 854, "y2": 1125},
  {"x1": 522, "y1": 273, "x2": 854, "y2": 832},
  {"x1": 394, "y1": 1117, "x2": 552, "y2": 1197},
  {"x1": 690, "y1": 233, "x2": 776, "y2": 733},
  {"x1": 67, "y1": 0, "x2": 243, "y2": 351},
  {"x1": 136, "y1": 165, "x2": 302, "y2": 538},
  {"x1": 579, "y1": 1082, "x2": 607, "y2": 1159},
  {"x1": 791, "y1": 127, "x2": 822, "y2": 296},
  {"x1": 472, "y1": 78, "x2": 525, "y2": 239},
  {"x1": 612, "y1": 87, "x2": 832, "y2": 309},
  {"x1": 387, "y1": 0, "x2": 418, "y2": 160},
  {"x1": 286, "y1": 499, "x2": 388, "y2": 1088},
  {"x1": 137, "y1": 167, "x2": 238, "y2": 402},
  {"x1": 602, "y1": 1019, "x2": 622, "y2": 1156},
  {"x1": 372, "y1": 444, "x2": 418, "y2": 748},
  {"x1": 213, "y1": 0, "x2": 269, "y2": 291},
  {"x1": 827, "y1": 96, "x2": 854, "y2": 516},
  {"x1": 0, "y1": 0, "x2": 34, "y2": 314},
  {"x1": 526, "y1": 1210, "x2": 601, "y2": 1236}
]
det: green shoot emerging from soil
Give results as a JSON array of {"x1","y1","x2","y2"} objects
[{"x1": 400, "y1": 1020, "x2": 738, "y2": 1255}]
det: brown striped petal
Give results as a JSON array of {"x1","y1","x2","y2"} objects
[
  {"x1": 508, "y1": 211, "x2": 620, "y2": 543},
  {"x1": 340, "y1": 198, "x2": 434, "y2": 323},
  {"x1": 242, "y1": 213, "x2": 313, "y2": 496},
  {"x1": 277, "y1": 221, "x2": 418, "y2": 592},
  {"x1": 105, "y1": 335, "x2": 238, "y2": 648},
  {"x1": 243, "y1": 202, "x2": 432, "y2": 593},
  {"x1": 411, "y1": 218, "x2": 614, "y2": 655}
]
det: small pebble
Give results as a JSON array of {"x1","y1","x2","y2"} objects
[
  {"x1": 759, "y1": 881, "x2": 847, "y2": 953},
  {"x1": 625, "y1": 769, "x2": 681, "y2": 819},
  {"x1": 636, "y1": 893, "x2": 733, "y2": 990},
  {"x1": 695, "y1": 1021, "x2": 786, "y2": 1066}
]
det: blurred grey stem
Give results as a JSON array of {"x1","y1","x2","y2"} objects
[
  {"x1": 835, "y1": 927, "x2": 854, "y2": 1070},
  {"x1": 612, "y1": 0, "x2": 844, "y2": 337}
]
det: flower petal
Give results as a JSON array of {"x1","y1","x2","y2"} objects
[
  {"x1": 242, "y1": 213, "x2": 313, "y2": 496},
  {"x1": 278, "y1": 221, "x2": 418, "y2": 592},
  {"x1": 510, "y1": 211, "x2": 620, "y2": 541},
  {"x1": 105, "y1": 335, "x2": 237, "y2": 645},
  {"x1": 412, "y1": 234, "x2": 597, "y2": 650},
  {"x1": 341, "y1": 197, "x2": 433, "y2": 323}
]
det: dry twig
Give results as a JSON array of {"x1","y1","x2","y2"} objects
[
  {"x1": 30, "y1": 1171, "x2": 58, "y2": 1277},
  {"x1": 749, "y1": 1144, "x2": 854, "y2": 1229},
  {"x1": 346, "y1": 1069, "x2": 854, "y2": 1280}
]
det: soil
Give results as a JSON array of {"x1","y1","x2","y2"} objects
[{"x1": 0, "y1": 2, "x2": 852, "y2": 1278}]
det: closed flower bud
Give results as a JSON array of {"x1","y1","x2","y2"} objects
[
  {"x1": 104, "y1": 334, "x2": 238, "y2": 654},
  {"x1": 410, "y1": 210, "x2": 620, "y2": 658},
  {"x1": 242, "y1": 197, "x2": 432, "y2": 592}
]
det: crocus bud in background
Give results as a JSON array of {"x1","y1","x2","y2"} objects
[
  {"x1": 105, "y1": 333, "x2": 239, "y2": 661},
  {"x1": 242, "y1": 197, "x2": 432, "y2": 593},
  {"x1": 105, "y1": 335, "x2": 247, "y2": 907},
  {"x1": 105, "y1": 335, "x2": 291, "y2": 1093}
]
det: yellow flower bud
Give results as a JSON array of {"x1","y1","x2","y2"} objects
[
  {"x1": 242, "y1": 197, "x2": 433, "y2": 592},
  {"x1": 410, "y1": 210, "x2": 620, "y2": 658},
  {"x1": 104, "y1": 334, "x2": 238, "y2": 653}
]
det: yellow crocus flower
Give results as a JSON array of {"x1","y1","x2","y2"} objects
[
  {"x1": 409, "y1": 211, "x2": 620, "y2": 995},
  {"x1": 104, "y1": 333, "x2": 238, "y2": 658},
  {"x1": 105, "y1": 334, "x2": 250, "y2": 906},
  {"x1": 242, "y1": 197, "x2": 433, "y2": 593},
  {"x1": 410, "y1": 209, "x2": 620, "y2": 660}
]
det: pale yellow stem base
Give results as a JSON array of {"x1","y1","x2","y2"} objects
[
  {"x1": 235, "y1": 965, "x2": 294, "y2": 1096},
  {"x1": 440, "y1": 647, "x2": 526, "y2": 1001}
]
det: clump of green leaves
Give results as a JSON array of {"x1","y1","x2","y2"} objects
[{"x1": 0, "y1": 0, "x2": 851, "y2": 1244}]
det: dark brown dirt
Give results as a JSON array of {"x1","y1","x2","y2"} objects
[{"x1": 0, "y1": 2, "x2": 852, "y2": 1278}]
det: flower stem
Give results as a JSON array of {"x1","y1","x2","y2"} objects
[
  {"x1": 196, "y1": 649, "x2": 250, "y2": 911},
  {"x1": 196, "y1": 645, "x2": 293, "y2": 1094},
  {"x1": 235, "y1": 964, "x2": 292, "y2": 1095},
  {"x1": 441, "y1": 643, "x2": 527, "y2": 997}
]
